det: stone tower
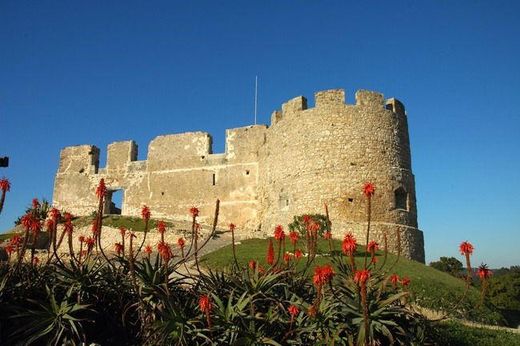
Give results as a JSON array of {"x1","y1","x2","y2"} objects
[{"x1": 53, "y1": 88, "x2": 424, "y2": 262}]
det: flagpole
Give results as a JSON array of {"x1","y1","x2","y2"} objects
[{"x1": 254, "y1": 75, "x2": 258, "y2": 125}]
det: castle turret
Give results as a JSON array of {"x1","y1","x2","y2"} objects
[{"x1": 258, "y1": 88, "x2": 424, "y2": 262}]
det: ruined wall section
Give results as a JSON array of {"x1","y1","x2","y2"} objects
[
  {"x1": 53, "y1": 126, "x2": 267, "y2": 232},
  {"x1": 258, "y1": 89, "x2": 424, "y2": 262}
]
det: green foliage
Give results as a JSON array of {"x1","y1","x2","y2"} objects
[
  {"x1": 487, "y1": 271, "x2": 520, "y2": 327},
  {"x1": 288, "y1": 214, "x2": 330, "y2": 237},
  {"x1": 429, "y1": 256, "x2": 464, "y2": 278},
  {"x1": 202, "y1": 238, "x2": 505, "y2": 325},
  {"x1": 431, "y1": 321, "x2": 520, "y2": 345}
]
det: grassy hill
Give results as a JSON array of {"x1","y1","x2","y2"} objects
[{"x1": 201, "y1": 238, "x2": 505, "y2": 325}]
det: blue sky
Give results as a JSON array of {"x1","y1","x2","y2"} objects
[{"x1": 1, "y1": 1, "x2": 519, "y2": 267}]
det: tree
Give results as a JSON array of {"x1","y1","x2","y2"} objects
[
  {"x1": 487, "y1": 272, "x2": 520, "y2": 327},
  {"x1": 429, "y1": 257, "x2": 463, "y2": 278}
]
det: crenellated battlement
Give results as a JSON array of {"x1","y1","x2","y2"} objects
[
  {"x1": 271, "y1": 88, "x2": 407, "y2": 126},
  {"x1": 53, "y1": 86, "x2": 423, "y2": 262}
]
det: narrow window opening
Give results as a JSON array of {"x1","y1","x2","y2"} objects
[
  {"x1": 104, "y1": 189, "x2": 123, "y2": 215},
  {"x1": 212, "y1": 173, "x2": 216, "y2": 186},
  {"x1": 348, "y1": 198, "x2": 354, "y2": 203},
  {"x1": 245, "y1": 170, "x2": 250, "y2": 175},
  {"x1": 394, "y1": 187, "x2": 408, "y2": 210}
]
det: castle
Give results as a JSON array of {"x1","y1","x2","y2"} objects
[{"x1": 52, "y1": 88, "x2": 425, "y2": 262}]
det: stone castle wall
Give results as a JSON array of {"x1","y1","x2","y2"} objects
[{"x1": 53, "y1": 87, "x2": 425, "y2": 262}]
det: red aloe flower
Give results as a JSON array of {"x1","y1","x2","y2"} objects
[
  {"x1": 289, "y1": 231, "x2": 299, "y2": 245},
  {"x1": 363, "y1": 182, "x2": 375, "y2": 198},
  {"x1": 141, "y1": 205, "x2": 151, "y2": 221},
  {"x1": 50, "y1": 207, "x2": 60, "y2": 221},
  {"x1": 459, "y1": 241, "x2": 474, "y2": 256},
  {"x1": 157, "y1": 241, "x2": 173, "y2": 262},
  {"x1": 302, "y1": 215, "x2": 312, "y2": 225},
  {"x1": 63, "y1": 217, "x2": 73, "y2": 235},
  {"x1": 32, "y1": 198, "x2": 40, "y2": 210},
  {"x1": 45, "y1": 219, "x2": 55, "y2": 232},
  {"x1": 248, "y1": 259, "x2": 257, "y2": 271},
  {"x1": 342, "y1": 233, "x2": 357, "y2": 255},
  {"x1": 323, "y1": 231, "x2": 332, "y2": 240},
  {"x1": 199, "y1": 294, "x2": 212, "y2": 314},
  {"x1": 313, "y1": 264, "x2": 335, "y2": 287},
  {"x1": 91, "y1": 218, "x2": 99, "y2": 236},
  {"x1": 0, "y1": 178, "x2": 11, "y2": 214},
  {"x1": 5, "y1": 244, "x2": 15, "y2": 256},
  {"x1": 96, "y1": 179, "x2": 107, "y2": 199},
  {"x1": 119, "y1": 227, "x2": 127, "y2": 237},
  {"x1": 115, "y1": 242, "x2": 124, "y2": 255},
  {"x1": 389, "y1": 273, "x2": 400, "y2": 288},
  {"x1": 190, "y1": 206, "x2": 199, "y2": 218},
  {"x1": 229, "y1": 223, "x2": 236, "y2": 232},
  {"x1": 21, "y1": 213, "x2": 35, "y2": 230},
  {"x1": 283, "y1": 252, "x2": 292, "y2": 264},
  {"x1": 0, "y1": 178, "x2": 10, "y2": 192},
  {"x1": 177, "y1": 237, "x2": 186, "y2": 249},
  {"x1": 266, "y1": 239, "x2": 275, "y2": 265},
  {"x1": 78, "y1": 235, "x2": 85, "y2": 243},
  {"x1": 367, "y1": 240, "x2": 379, "y2": 263},
  {"x1": 274, "y1": 225, "x2": 285, "y2": 241},
  {"x1": 294, "y1": 249, "x2": 303, "y2": 259},
  {"x1": 85, "y1": 237, "x2": 95, "y2": 252},
  {"x1": 401, "y1": 276, "x2": 411, "y2": 287},
  {"x1": 354, "y1": 269, "x2": 371, "y2": 286},
  {"x1": 157, "y1": 221, "x2": 166, "y2": 234},
  {"x1": 478, "y1": 264, "x2": 493, "y2": 280},
  {"x1": 144, "y1": 244, "x2": 152, "y2": 256},
  {"x1": 32, "y1": 256, "x2": 40, "y2": 266},
  {"x1": 288, "y1": 305, "x2": 299, "y2": 319}
]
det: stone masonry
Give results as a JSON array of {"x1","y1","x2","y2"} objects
[{"x1": 53, "y1": 88, "x2": 425, "y2": 262}]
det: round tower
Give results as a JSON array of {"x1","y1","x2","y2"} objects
[{"x1": 258, "y1": 88, "x2": 424, "y2": 262}]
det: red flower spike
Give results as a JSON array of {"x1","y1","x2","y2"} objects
[
  {"x1": 354, "y1": 269, "x2": 371, "y2": 286},
  {"x1": 289, "y1": 231, "x2": 299, "y2": 245},
  {"x1": 274, "y1": 225, "x2": 285, "y2": 241},
  {"x1": 248, "y1": 259, "x2": 257, "y2": 271},
  {"x1": 266, "y1": 239, "x2": 275, "y2": 265},
  {"x1": 478, "y1": 264, "x2": 493, "y2": 280},
  {"x1": 32, "y1": 198, "x2": 40, "y2": 210},
  {"x1": 294, "y1": 249, "x2": 303, "y2": 259},
  {"x1": 302, "y1": 215, "x2": 312, "y2": 225},
  {"x1": 78, "y1": 235, "x2": 85, "y2": 243},
  {"x1": 49, "y1": 207, "x2": 60, "y2": 221},
  {"x1": 401, "y1": 276, "x2": 411, "y2": 287},
  {"x1": 323, "y1": 231, "x2": 332, "y2": 240},
  {"x1": 119, "y1": 227, "x2": 127, "y2": 237},
  {"x1": 177, "y1": 237, "x2": 185, "y2": 249},
  {"x1": 0, "y1": 178, "x2": 11, "y2": 192},
  {"x1": 199, "y1": 295, "x2": 212, "y2": 314},
  {"x1": 45, "y1": 219, "x2": 55, "y2": 232},
  {"x1": 342, "y1": 233, "x2": 357, "y2": 255},
  {"x1": 141, "y1": 205, "x2": 151, "y2": 221},
  {"x1": 313, "y1": 264, "x2": 335, "y2": 287},
  {"x1": 363, "y1": 182, "x2": 375, "y2": 198},
  {"x1": 459, "y1": 241, "x2": 474, "y2": 256},
  {"x1": 96, "y1": 179, "x2": 107, "y2": 199},
  {"x1": 229, "y1": 223, "x2": 236, "y2": 232},
  {"x1": 283, "y1": 252, "x2": 292, "y2": 264},
  {"x1": 114, "y1": 242, "x2": 124, "y2": 255},
  {"x1": 157, "y1": 241, "x2": 173, "y2": 261},
  {"x1": 288, "y1": 305, "x2": 299, "y2": 318},
  {"x1": 144, "y1": 244, "x2": 152, "y2": 255},
  {"x1": 389, "y1": 273, "x2": 400, "y2": 288},
  {"x1": 157, "y1": 221, "x2": 166, "y2": 234},
  {"x1": 190, "y1": 207, "x2": 199, "y2": 218},
  {"x1": 367, "y1": 240, "x2": 379, "y2": 253}
]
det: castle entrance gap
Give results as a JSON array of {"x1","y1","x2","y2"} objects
[{"x1": 103, "y1": 189, "x2": 123, "y2": 215}]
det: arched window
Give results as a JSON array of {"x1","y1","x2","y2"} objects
[{"x1": 394, "y1": 187, "x2": 408, "y2": 210}]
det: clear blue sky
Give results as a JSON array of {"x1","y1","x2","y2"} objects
[{"x1": 1, "y1": 1, "x2": 519, "y2": 267}]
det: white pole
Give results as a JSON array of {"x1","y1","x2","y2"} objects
[{"x1": 254, "y1": 75, "x2": 258, "y2": 125}]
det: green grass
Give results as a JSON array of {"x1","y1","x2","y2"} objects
[
  {"x1": 0, "y1": 233, "x2": 13, "y2": 242},
  {"x1": 432, "y1": 321, "x2": 520, "y2": 345},
  {"x1": 201, "y1": 238, "x2": 505, "y2": 324}
]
